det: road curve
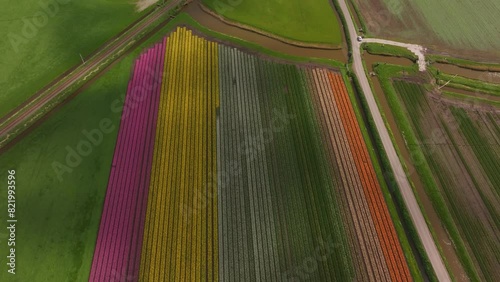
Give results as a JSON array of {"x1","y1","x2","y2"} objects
[
  {"x1": 0, "y1": 0, "x2": 182, "y2": 143},
  {"x1": 334, "y1": 0, "x2": 452, "y2": 281},
  {"x1": 362, "y1": 38, "x2": 427, "y2": 71}
]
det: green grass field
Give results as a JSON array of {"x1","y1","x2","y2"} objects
[
  {"x1": 202, "y1": 0, "x2": 342, "y2": 46},
  {"x1": 0, "y1": 0, "x2": 149, "y2": 118}
]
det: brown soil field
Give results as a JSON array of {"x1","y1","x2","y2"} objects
[{"x1": 351, "y1": 0, "x2": 500, "y2": 62}]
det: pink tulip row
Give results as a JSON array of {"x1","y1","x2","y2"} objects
[{"x1": 89, "y1": 38, "x2": 166, "y2": 282}]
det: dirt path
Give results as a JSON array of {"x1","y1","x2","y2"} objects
[{"x1": 363, "y1": 38, "x2": 427, "y2": 71}]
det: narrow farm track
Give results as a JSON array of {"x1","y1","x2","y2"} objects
[
  {"x1": 0, "y1": 0, "x2": 183, "y2": 146},
  {"x1": 89, "y1": 40, "x2": 164, "y2": 281},
  {"x1": 362, "y1": 38, "x2": 427, "y2": 71}
]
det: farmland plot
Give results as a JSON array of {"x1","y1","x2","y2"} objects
[
  {"x1": 201, "y1": 0, "x2": 342, "y2": 46},
  {"x1": 139, "y1": 27, "x2": 219, "y2": 281},
  {"x1": 307, "y1": 70, "x2": 411, "y2": 282},
  {"x1": 89, "y1": 40, "x2": 165, "y2": 281},
  {"x1": 351, "y1": 0, "x2": 500, "y2": 59},
  {"x1": 91, "y1": 26, "x2": 411, "y2": 281},
  {"x1": 389, "y1": 80, "x2": 500, "y2": 280},
  {"x1": 217, "y1": 44, "x2": 410, "y2": 280},
  {"x1": 217, "y1": 49, "x2": 353, "y2": 281}
]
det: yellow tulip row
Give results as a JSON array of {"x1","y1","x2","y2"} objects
[{"x1": 139, "y1": 27, "x2": 219, "y2": 281}]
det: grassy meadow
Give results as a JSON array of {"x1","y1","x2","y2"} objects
[
  {"x1": 0, "y1": 0, "x2": 149, "y2": 118},
  {"x1": 202, "y1": 0, "x2": 342, "y2": 46}
]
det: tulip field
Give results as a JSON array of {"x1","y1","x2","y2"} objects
[
  {"x1": 139, "y1": 28, "x2": 219, "y2": 281},
  {"x1": 89, "y1": 26, "x2": 411, "y2": 281},
  {"x1": 89, "y1": 39, "x2": 165, "y2": 281},
  {"x1": 307, "y1": 70, "x2": 411, "y2": 282}
]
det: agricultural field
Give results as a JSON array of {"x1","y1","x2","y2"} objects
[
  {"x1": 82, "y1": 27, "x2": 411, "y2": 281},
  {"x1": 201, "y1": 0, "x2": 342, "y2": 46},
  {"x1": 0, "y1": 0, "x2": 150, "y2": 118},
  {"x1": 2, "y1": 0, "x2": 498, "y2": 280},
  {"x1": 139, "y1": 29, "x2": 220, "y2": 281},
  {"x1": 351, "y1": 0, "x2": 500, "y2": 60},
  {"x1": 383, "y1": 78, "x2": 500, "y2": 281},
  {"x1": 89, "y1": 40, "x2": 165, "y2": 281}
]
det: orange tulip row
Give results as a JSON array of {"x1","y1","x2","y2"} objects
[{"x1": 327, "y1": 71, "x2": 411, "y2": 282}]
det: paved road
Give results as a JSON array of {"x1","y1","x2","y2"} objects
[
  {"x1": 0, "y1": 0, "x2": 182, "y2": 145},
  {"x1": 334, "y1": 0, "x2": 452, "y2": 281},
  {"x1": 362, "y1": 38, "x2": 427, "y2": 71}
]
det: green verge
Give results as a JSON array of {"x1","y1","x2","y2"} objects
[
  {"x1": 430, "y1": 71, "x2": 500, "y2": 97},
  {"x1": 0, "y1": 12, "x2": 348, "y2": 282},
  {"x1": 179, "y1": 14, "x2": 345, "y2": 68},
  {"x1": 362, "y1": 43, "x2": 418, "y2": 62},
  {"x1": 201, "y1": 0, "x2": 342, "y2": 46},
  {"x1": 345, "y1": 70, "x2": 436, "y2": 282},
  {"x1": 345, "y1": 0, "x2": 367, "y2": 33},
  {"x1": 374, "y1": 63, "x2": 482, "y2": 282},
  {"x1": 427, "y1": 55, "x2": 500, "y2": 72},
  {"x1": 0, "y1": 0, "x2": 153, "y2": 118},
  {"x1": 442, "y1": 91, "x2": 500, "y2": 108}
]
